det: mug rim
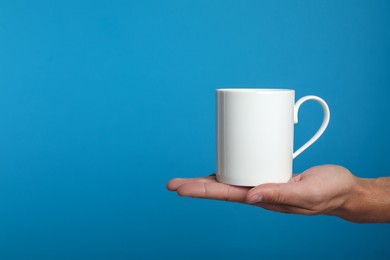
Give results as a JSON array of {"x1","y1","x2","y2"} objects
[{"x1": 216, "y1": 88, "x2": 294, "y2": 92}]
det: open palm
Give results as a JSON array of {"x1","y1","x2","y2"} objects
[{"x1": 167, "y1": 165, "x2": 360, "y2": 221}]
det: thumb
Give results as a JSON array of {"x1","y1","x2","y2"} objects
[{"x1": 246, "y1": 182, "x2": 303, "y2": 206}]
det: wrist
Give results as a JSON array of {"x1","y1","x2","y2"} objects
[{"x1": 337, "y1": 177, "x2": 390, "y2": 223}]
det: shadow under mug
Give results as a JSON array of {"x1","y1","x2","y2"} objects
[{"x1": 216, "y1": 88, "x2": 330, "y2": 187}]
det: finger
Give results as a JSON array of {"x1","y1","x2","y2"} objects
[
  {"x1": 246, "y1": 182, "x2": 308, "y2": 207},
  {"x1": 176, "y1": 181, "x2": 250, "y2": 202},
  {"x1": 288, "y1": 174, "x2": 302, "y2": 183},
  {"x1": 252, "y1": 202, "x2": 292, "y2": 214},
  {"x1": 166, "y1": 175, "x2": 216, "y2": 191},
  {"x1": 253, "y1": 202, "x2": 318, "y2": 215}
]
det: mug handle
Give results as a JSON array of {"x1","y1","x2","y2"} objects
[{"x1": 293, "y1": 95, "x2": 330, "y2": 159}]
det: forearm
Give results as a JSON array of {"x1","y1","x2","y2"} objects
[{"x1": 336, "y1": 177, "x2": 390, "y2": 223}]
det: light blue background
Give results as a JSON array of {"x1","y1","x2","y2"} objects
[{"x1": 1, "y1": 0, "x2": 389, "y2": 259}]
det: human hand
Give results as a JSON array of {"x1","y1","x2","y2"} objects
[{"x1": 167, "y1": 165, "x2": 378, "y2": 223}]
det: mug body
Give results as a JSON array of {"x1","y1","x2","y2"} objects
[{"x1": 216, "y1": 89, "x2": 295, "y2": 186}]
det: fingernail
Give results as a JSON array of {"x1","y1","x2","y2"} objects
[{"x1": 248, "y1": 194, "x2": 263, "y2": 204}]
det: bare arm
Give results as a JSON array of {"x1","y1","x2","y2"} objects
[{"x1": 338, "y1": 177, "x2": 390, "y2": 223}]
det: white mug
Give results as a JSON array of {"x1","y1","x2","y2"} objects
[{"x1": 216, "y1": 88, "x2": 330, "y2": 187}]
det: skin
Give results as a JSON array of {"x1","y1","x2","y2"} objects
[{"x1": 166, "y1": 165, "x2": 390, "y2": 223}]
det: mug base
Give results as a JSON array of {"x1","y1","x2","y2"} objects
[{"x1": 216, "y1": 174, "x2": 290, "y2": 187}]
